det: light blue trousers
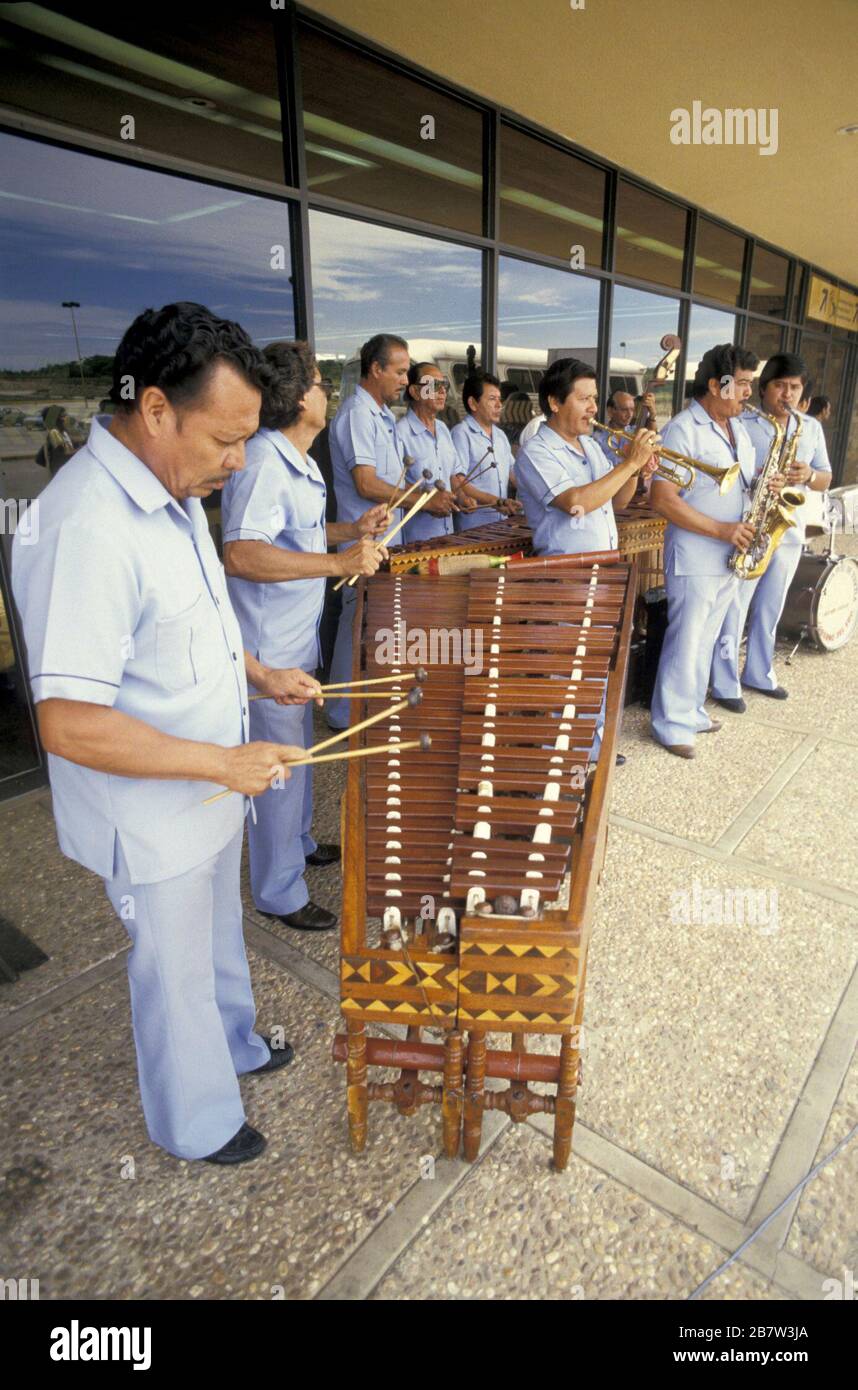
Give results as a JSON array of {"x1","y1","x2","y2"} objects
[
  {"x1": 247, "y1": 697, "x2": 316, "y2": 915},
  {"x1": 326, "y1": 585, "x2": 357, "y2": 729},
  {"x1": 105, "y1": 829, "x2": 269, "y2": 1160},
  {"x1": 710, "y1": 542, "x2": 802, "y2": 697},
  {"x1": 651, "y1": 561, "x2": 739, "y2": 747}
]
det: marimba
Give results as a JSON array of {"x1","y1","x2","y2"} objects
[{"x1": 332, "y1": 550, "x2": 636, "y2": 1170}]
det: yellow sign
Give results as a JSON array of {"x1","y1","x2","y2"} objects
[{"x1": 807, "y1": 276, "x2": 858, "y2": 330}]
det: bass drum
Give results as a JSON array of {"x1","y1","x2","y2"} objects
[{"x1": 778, "y1": 551, "x2": 858, "y2": 651}]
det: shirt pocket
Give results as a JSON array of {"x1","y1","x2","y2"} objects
[{"x1": 155, "y1": 592, "x2": 219, "y2": 692}]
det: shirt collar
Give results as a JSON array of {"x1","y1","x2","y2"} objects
[
  {"x1": 465, "y1": 413, "x2": 494, "y2": 440},
  {"x1": 88, "y1": 416, "x2": 179, "y2": 515},
  {"x1": 405, "y1": 409, "x2": 436, "y2": 438},
  {"x1": 355, "y1": 383, "x2": 395, "y2": 421},
  {"x1": 258, "y1": 427, "x2": 323, "y2": 479},
  {"x1": 538, "y1": 421, "x2": 588, "y2": 458}
]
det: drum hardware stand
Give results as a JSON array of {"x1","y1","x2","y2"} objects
[{"x1": 785, "y1": 504, "x2": 837, "y2": 666}]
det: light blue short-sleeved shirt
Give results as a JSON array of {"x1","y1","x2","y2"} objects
[
  {"x1": 741, "y1": 410, "x2": 831, "y2": 549},
  {"x1": 515, "y1": 422, "x2": 619, "y2": 555},
  {"x1": 11, "y1": 417, "x2": 248, "y2": 884},
  {"x1": 450, "y1": 415, "x2": 513, "y2": 531},
  {"x1": 659, "y1": 400, "x2": 757, "y2": 577},
  {"x1": 395, "y1": 409, "x2": 457, "y2": 543},
  {"x1": 222, "y1": 429, "x2": 327, "y2": 670},
  {"x1": 329, "y1": 384, "x2": 404, "y2": 549}
]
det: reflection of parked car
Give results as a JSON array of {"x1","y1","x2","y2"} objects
[
  {"x1": 23, "y1": 414, "x2": 46, "y2": 429},
  {"x1": 0, "y1": 592, "x2": 14, "y2": 674}
]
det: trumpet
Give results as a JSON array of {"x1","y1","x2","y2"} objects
[{"x1": 591, "y1": 421, "x2": 739, "y2": 495}]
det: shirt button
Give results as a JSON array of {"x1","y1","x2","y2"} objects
[
  {"x1": 242, "y1": 707, "x2": 247, "y2": 716},
  {"x1": 232, "y1": 652, "x2": 238, "y2": 661}
]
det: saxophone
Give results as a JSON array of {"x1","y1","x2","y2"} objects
[{"x1": 729, "y1": 406, "x2": 805, "y2": 580}]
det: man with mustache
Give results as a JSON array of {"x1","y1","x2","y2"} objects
[{"x1": 12, "y1": 302, "x2": 315, "y2": 1165}]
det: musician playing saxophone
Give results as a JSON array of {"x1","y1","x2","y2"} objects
[
  {"x1": 650, "y1": 344, "x2": 761, "y2": 759},
  {"x1": 711, "y1": 352, "x2": 831, "y2": 708}
]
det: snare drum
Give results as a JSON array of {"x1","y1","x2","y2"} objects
[{"x1": 778, "y1": 550, "x2": 858, "y2": 651}]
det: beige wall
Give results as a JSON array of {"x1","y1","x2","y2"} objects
[{"x1": 304, "y1": 0, "x2": 857, "y2": 285}]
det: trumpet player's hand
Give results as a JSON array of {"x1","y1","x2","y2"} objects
[
  {"x1": 354, "y1": 503, "x2": 390, "y2": 538},
  {"x1": 220, "y1": 742, "x2": 304, "y2": 796},
  {"x1": 626, "y1": 428, "x2": 660, "y2": 472},
  {"x1": 766, "y1": 471, "x2": 788, "y2": 496},
  {"x1": 722, "y1": 520, "x2": 756, "y2": 551},
  {"x1": 336, "y1": 535, "x2": 388, "y2": 578},
  {"x1": 258, "y1": 667, "x2": 323, "y2": 707},
  {"x1": 787, "y1": 461, "x2": 812, "y2": 486}
]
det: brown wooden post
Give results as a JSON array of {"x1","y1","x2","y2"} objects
[
  {"x1": 346, "y1": 1020, "x2": 369, "y2": 1152},
  {"x1": 552, "y1": 1031, "x2": 578, "y2": 1171},
  {"x1": 462, "y1": 1030, "x2": 487, "y2": 1162},
  {"x1": 441, "y1": 1030, "x2": 464, "y2": 1158}
]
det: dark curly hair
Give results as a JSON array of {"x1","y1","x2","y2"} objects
[
  {"x1": 259, "y1": 341, "x2": 317, "y2": 429},
  {"x1": 109, "y1": 302, "x2": 275, "y2": 414},
  {"x1": 691, "y1": 343, "x2": 759, "y2": 399}
]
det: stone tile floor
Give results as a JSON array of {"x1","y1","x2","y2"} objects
[{"x1": 1, "y1": 536, "x2": 856, "y2": 1300}]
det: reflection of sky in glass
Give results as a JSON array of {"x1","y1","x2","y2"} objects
[
  {"x1": 610, "y1": 285, "x2": 680, "y2": 371},
  {"x1": 498, "y1": 259, "x2": 599, "y2": 352},
  {"x1": 687, "y1": 305, "x2": 737, "y2": 375},
  {"x1": 309, "y1": 211, "x2": 482, "y2": 356},
  {"x1": 0, "y1": 134, "x2": 294, "y2": 368}
]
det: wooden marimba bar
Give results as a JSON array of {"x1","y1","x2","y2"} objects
[{"x1": 334, "y1": 552, "x2": 636, "y2": 1169}]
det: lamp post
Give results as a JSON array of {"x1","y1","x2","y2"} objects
[{"x1": 61, "y1": 301, "x2": 89, "y2": 406}]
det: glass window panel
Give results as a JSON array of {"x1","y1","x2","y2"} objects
[
  {"x1": 744, "y1": 317, "x2": 784, "y2": 377},
  {"x1": 614, "y1": 182, "x2": 687, "y2": 291},
  {"x1": 693, "y1": 218, "x2": 745, "y2": 307},
  {"x1": 685, "y1": 305, "x2": 738, "y2": 403},
  {"x1": 818, "y1": 340, "x2": 848, "y2": 452},
  {"x1": 0, "y1": 3, "x2": 284, "y2": 183},
  {"x1": 748, "y1": 244, "x2": 789, "y2": 319},
  {"x1": 0, "y1": 133, "x2": 295, "y2": 554},
  {"x1": 797, "y1": 335, "x2": 828, "y2": 406},
  {"x1": 497, "y1": 258, "x2": 600, "y2": 427},
  {"x1": 299, "y1": 27, "x2": 483, "y2": 235},
  {"x1": 841, "y1": 372, "x2": 858, "y2": 487},
  {"x1": 609, "y1": 286, "x2": 681, "y2": 428},
  {"x1": 0, "y1": 545, "x2": 41, "y2": 786},
  {"x1": 309, "y1": 210, "x2": 482, "y2": 425},
  {"x1": 499, "y1": 124, "x2": 605, "y2": 267}
]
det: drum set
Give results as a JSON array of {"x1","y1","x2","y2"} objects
[{"x1": 778, "y1": 492, "x2": 858, "y2": 660}]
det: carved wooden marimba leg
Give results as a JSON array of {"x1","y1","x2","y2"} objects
[
  {"x1": 346, "y1": 1020, "x2": 369, "y2": 1153},
  {"x1": 463, "y1": 1030, "x2": 487, "y2": 1162},
  {"x1": 552, "y1": 1031, "x2": 578, "y2": 1172},
  {"x1": 441, "y1": 1030, "x2": 464, "y2": 1158}
]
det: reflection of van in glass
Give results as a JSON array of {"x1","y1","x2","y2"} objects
[{"x1": 339, "y1": 338, "x2": 647, "y2": 422}]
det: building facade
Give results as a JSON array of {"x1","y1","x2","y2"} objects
[{"x1": 1, "y1": 2, "x2": 857, "y2": 798}]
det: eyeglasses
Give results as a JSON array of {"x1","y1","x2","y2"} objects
[{"x1": 313, "y1": 378, "x2": 334, "y2": 399}]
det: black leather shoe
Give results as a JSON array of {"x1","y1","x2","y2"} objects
[
  {"x1": 713, "y1": 696, "x2": 746, "y2": 713},
  {"x1": 202, "y1": 1122, "x2": 266, "y2": 1165},
  {"x1": 305, "y1": 843, "x2": 341, "y2": 868},
  {"x1": 247, "y1": 1035, "x2": 295, "y2": 1075},
  {"x1": 743, "y1": 684, "x2": 788, "y2": 700},
  {"x1": 262, "y1": 901, "x2": 337, "y2": 932},
  {"x1": 615, "y1": 754, "x2": 626, "y2": 767}
]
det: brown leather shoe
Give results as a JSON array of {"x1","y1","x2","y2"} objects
[
  {"x1": 664, "y1": 743, "x2": 696, "y2": 759},
  {"x1": 698, "y1": 719, "x2": 722, "y2": 734}
]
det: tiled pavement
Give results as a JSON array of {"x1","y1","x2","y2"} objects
[{"x1": 1, "y1": 537, "x2": 856, "y2": 1301}]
